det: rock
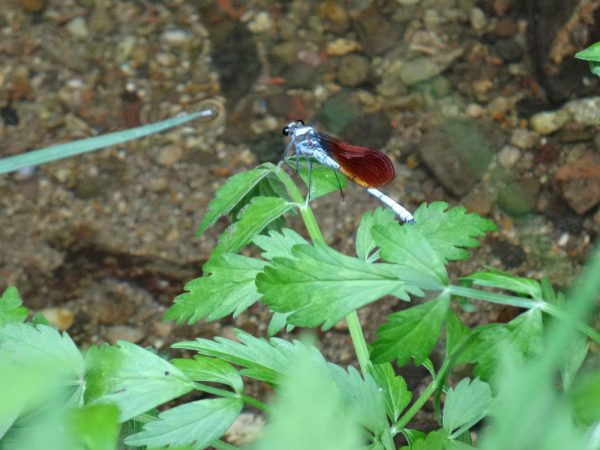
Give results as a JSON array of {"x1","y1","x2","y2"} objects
[
  {"x1": 40, "y1": 307, "x2": 74, "y2": 331},
  {"x1": 497, "y1": 145, "x2": 521, "y2": 168},
  {"x1": 104, "y1": 325, "x2": 145, "y2": 344},
  {"x1": 66, "y1": 17, "x2": 89, "y2": 39},
  {"x1": 530, "y1": 109, "x2": 571, "y2": 135},
  {"x1": 337, "y1": 54, "x2": 370, "y2": 87},
  {"x1": 354, "y1": 7, "x2": 400, "y2": 56},
  {"x1": 493, "y1": 17, "x2": 519, "y2": 38},
  {"x1": 399, "y1": 49, "x2": 463, "y2": 86},
  {"x1": 510, "y1": 128, "x2": 541, "y2": 149},
  {"x1": 417, "y1": 119, "x2": 494, "y2": 196},
  {"x1": 555, "y1": 153, "x2": 600, "y2": 214},
  {"x1": 247, "y1": 11, "x2": 274, "y2": 34},
  {"x1": 493, "y1": 38, "x2": 523, "y2": 62},
  {"x1": 158, "y1": 146, "x2": 184, "y2": 167},
  {"x1": 161, "y1": 29, "x2": 193, "y2": 47},
  {"x1": 497, "y1": 179, "x2": 540, "y2": 216},
  {"x1": 326, "y1": 38, "x2": 361, "y2": 56},
  {"x1": 89, "y1": 4, "x2": 115, "y2": 34},
  {"x1": 19, "y1": 0, "x2": 46, "y2": 13},
  {"x1": 470, "y1": 7, "x2": 488, "y2": 31},
  {"x1": 224, "y1": 412, "x2": 265, "y2": 445},
  {"x1": 463, "y1": 186, "x2": 495, "y2": 215},
  {"x1": 376, "y1": 59, "x2": 409, "y2": 97},
  {"x1": 563, "y1": 97, "x2": 600, "y2": 126}
]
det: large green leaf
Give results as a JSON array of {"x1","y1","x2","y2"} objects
[
  {"x1": 124, "y1": 397, "x2": 242, "y2": 449},
  {"x1": 212, "y1": 196, "x2": 294, "y2": 256},
  {"x1": 196, "y1": 164, "x2": 275, "y2": 237},
  {"x1": 0, "y1": 287, "x2": 27, "y2": 325},
  {"x1": 410, "y1": 202, "x2": 496, "y2": 262},
  {"x1": 443, "y1": 378, "x2": 493, "y2": 438},
  {"x1": 86, "y1": 341, "x2": 193, "y2": 421},
  {"x1": 164, "y1": 253, "x2": 266, "y2": 324},
  {"x1": 458, "y1": 309, "x2": 544, "y2": 380},
  {"x1": 371, "y1": 294, "x2": 450, "y2": 364},
  {"x1": 371, "y1": 363, "x2": 412, "y2": 422},
  {"x1": 67, "y1": 404, "x2": 120, "y2": 450},
  {"x1": 256, "y1": 242, "x2": 426, "y2": 329}
]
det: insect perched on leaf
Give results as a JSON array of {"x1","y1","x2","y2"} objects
[{"x1": 281, "y1": 120, "x2": 415, "y2": 223}]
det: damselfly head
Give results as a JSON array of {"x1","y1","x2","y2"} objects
[{"x1": 282, "y1": 119, "x2": 305, "y2": 136}]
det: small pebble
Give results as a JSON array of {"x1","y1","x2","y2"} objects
[
  {"x1": 530, "y1": 109, "x2": 571, "y2": 135},
  {"x1": 247, "y1": 11, "x2": 274, "y2": 34},
  {"x1": 66, "y1": 17, "x2": 89, "y2": 39},
  {"x1": 497, "y1": 145, "x2": 521, "y2": 168},
  {"x1": 157, "y1": 146, "x2": 184, "y2": 166},
  {"x1": 161, "y1": 29, "x2": 192, "y2": 47},
  {"x1": 103, "y1": 325, "x2": 145, "y2": 344},
  {"x1": 470, "y1": 7, "x2": 488, "y2": 31},
  {"x1": 563, "y1": 97, "x2": 600, "y2": 126},
  {"x1": 40, "y1": 307, "x2": 74, "y2": 331},
  {"x1": 19, "y1": 0, "x2": 46, "y2": 13},
  {"x1": 466, "y1": 103, "x2": 486, "y2": 117},
  {"x1": 510, "y1": 128, "x2": 540, "y2": 149},
  {"x1": 225, "y1": 413, "x2": 265, "y2": 445},
  {"x1": 337, "y1": 54, "x2": 370, "y2": 87},
  {"x1": 494, "y1": 17, "x2": 519, "y2": 38},
  {"x1": 326, "y1": 38, "x2": 360, "y2": 56}
]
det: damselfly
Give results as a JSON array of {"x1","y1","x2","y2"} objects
[{"x1": 281, "y1": 120, "x2": 415, "y2": 224}]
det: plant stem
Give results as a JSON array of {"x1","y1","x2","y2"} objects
[
  {"x1": 276, "y1": 165, "x2": 371, "y2": 374},
  {"x1": 395, "y1": 379, "x2": 437, "y2": 430},
  {"x1": 192, "y1": 382, "x2": 268, "y2": 411}
]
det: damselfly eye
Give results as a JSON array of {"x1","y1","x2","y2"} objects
[
  {"x1": 282, "y1": 126, "x2": 289, "y2": 136},
  {"x1": 297, "y1": 120, "x2": 305, "y2": 126}
]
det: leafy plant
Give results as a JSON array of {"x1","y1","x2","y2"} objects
[{"x1": 1, "y1": 156, "x2": 599, "y2": 450}]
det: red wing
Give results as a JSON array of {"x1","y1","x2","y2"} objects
[{"x1": 317, "y1": 133, "x2": 395, "y2": 187}]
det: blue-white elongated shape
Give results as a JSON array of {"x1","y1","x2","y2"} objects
[{"x1": 281, "y1": 120, "x2": 415, "y2": 224}]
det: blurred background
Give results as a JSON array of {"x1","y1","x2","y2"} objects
[{"x1": 0, "y1": 0, "x2": 598, "y2": 380}]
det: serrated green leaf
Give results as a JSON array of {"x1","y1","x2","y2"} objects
[
  {"x1": 253, "y1": 228, "x2": 309, "y2": 261},
  {"x1": 173, "y1": 329, "x2": 325, "y2": 384},
  {"x1": 196, "y1": 164, "x2": 275, "y2": 237},
  {"x1": 371, "y1": 363, "x2": 412, "y2": 422},
  {"x1": 125, "y1": 397, "x2": 242, "y2": 449},
  {"x1": 407, "y1": 429, "x2": 476, "y2": 450},
  {"x1": 164, "y1": 253, "x2": 266, "y2": 324},
  {"x1": 0, "y1": 287, "x2": 27, "y2": 325},
  {"x1": 86, "y1": 341, "x2": 193, "y2": 421},
  {"x1": 330, "y1": 366, "x2": 387, "y2": 436},
  {"x1": 559, "y1": 333, "x2": 589, "y2": 389},
  {"x1": 372, "y1": 222, "x2": 448, "y2": 285},
  {"x1": 458, "y1": 309, "x2": 543, "y2": 380},
  {"x1": 575, "y1": 42, "x2": 600, "y2": 62},
  {"x1": 443, "y1": 378, "x2": 492, "y2": 437},
  {"x1": 371, "y1": 294, "x2": 450, "y2": 365},
  {"x1": 172, "y1": 356, "x2": 243, "y2": 394},
  {"x1": 256, "y1": 242, "x2": 425, "y2": 329},
  {"x1": 355, "y1": 208, "x2": 396, "y2": 261},
  {"x1": 412, "y1": 202, "x2": 496, "y2": 262},
  {"x1": 68, "y1": 404, "x2": 120, "y2": 450},
  {"x1": 445, "y1": 309, "x2": 471, "y2": 358},
  {"x1": 267, "y1": 311, "x2": 291, "y2": 336},
  {"x1": 213, "y1": 196, "x2": 294, "y2": 256},
  {"x1": 252, "y1": 347, "x2": 361, "y2": 450},
  {"x1": 462, "y1": 269, "x2": 542, "y2": 299}
]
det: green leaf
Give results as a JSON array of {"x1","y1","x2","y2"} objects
[
  {"x1": 86, "y1": 341, "x2": 193, "y2": 421},
  {"x1": 212, "y1": 196, "x2": 294, "y2": 256},
  {"x1": 462, "y1": 269, "x2": 542, "y2": 299},
  {"x1": 0, "y1": 287, "x2": 27, "y2": 325},
  {"x1": 196, "y1": 164, "x2": 275, "y2": 237},
  {"x1": 164, "y1": 253, "x2": 266, "y2": 324},
  {"x1": 458, "y1": 309, "x2": 544, "y2": 380},
  {"x1": 443, "y1": 378, "x2": 492, "y2": 437},
  {"x1": 125, "y1": 397, "x2": 243, "y2": 449},
  {"x1": 568, "y1": 372, "x2": 600, "y2": 426},
  {"x1": 330, "y1": 366, "x2": 387, "y2": 437},
  {"x1": 252, "y1": 347, "x2": 361, "y2": 450},
  {"x1": 371, "y1": 294, "x2": 450, "y2": 364},
  {"x1": 445, "y1": 309, "x2": 470, "y2": 358},
  {"x1": 575, "y1": 42, "x2": 600, "y2": 62},
  {"x1": 253, "y1": 228, "x2": 309, "y2": 261},
  {"x1": 559, "y1": 333, "x2": 589, "y2": 389},
  {"x1": 68, "y1": 404, "x2": 120, "y2": 450},
  {"x1": 267, "y1": 311, "x2": 291, "y2": 336},
  {"x1": 172, "y1": 356, "x2": 243, "y2": 394},
  {"x1": 256, "y1": 242, "x2": 425, "y2": 329},
  {"x1": 371, "y1": 363, "x2": 412, "y2": 422},
  {"x1": 408, "y1": 430, "x2": 476, "y2": 450},
  {"x1": 174, "y1": 329, "x2": 324, "y2": 384},
  {"x1": 411, "y1": 202, "x2": 496, "y2": 262},
  {"x1": 297, "y1": 163, "x2": 348, "y2": 200},
  {"x1": 371, "y1": 222, "x2": 448, "y2": 286},
  {"x1": 355, "y1": 208, "x2": 396, "y2": 261}
]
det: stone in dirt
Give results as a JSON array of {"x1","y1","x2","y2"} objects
[{"x1": 555, "y1": 153, "x2": 600, "y2": 214}]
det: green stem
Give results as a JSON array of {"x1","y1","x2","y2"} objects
[
  {"x1": 275, "y1": 165, "x2": 371, "y2": 375},
  {"x1": 543, "y1": 302, "x2": 600, "y2": 345},
  {"x1": 192, "y1": 382, "x2": 268, "y2": 411},
  {"x1": 395, "y1": 379, "x2": 437, "y2": 430}
]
